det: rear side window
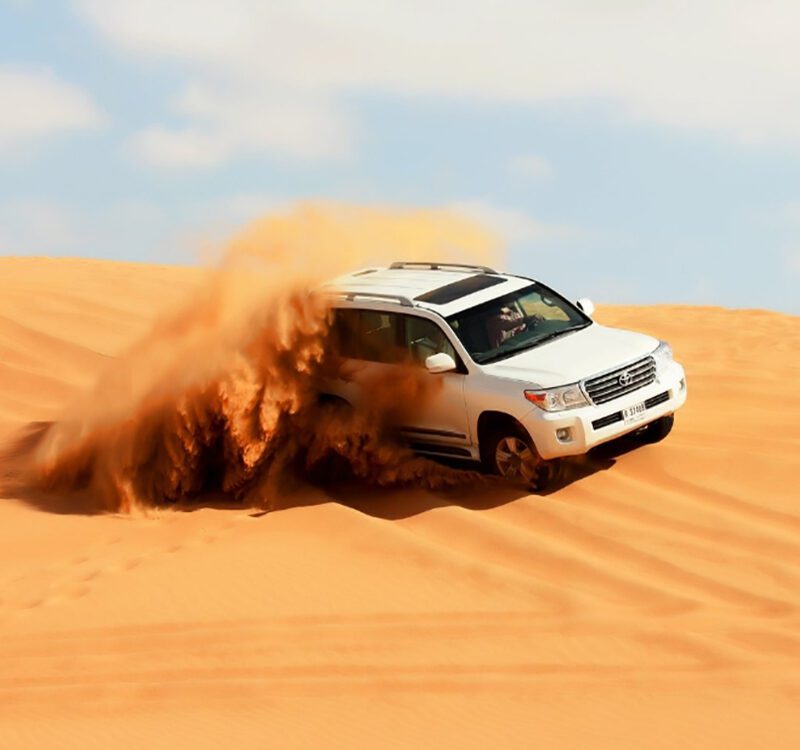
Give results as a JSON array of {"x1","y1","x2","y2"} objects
[
  {"x1": 330, "y1": 309, "x2": 402, "y2": 363},
  {"x1": 331, "y1": 309, "x2": 465, "y2": 369}
]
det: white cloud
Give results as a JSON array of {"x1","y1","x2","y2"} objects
[
  {"x1": 0, "y1": 66, "x2": 104, "y2": 154},
  {"x1": 129, "y1": 84, "x2": 353, "y2": 169},
  {"x1": 73, "y1": 0, "x2": 800, "y2": 169},
  {"x1": 446, "y1": 200, "x2": 577, "y2": 245},
  {"x1": 507, "y1": 154, "x2": 552, "y2": 181}
]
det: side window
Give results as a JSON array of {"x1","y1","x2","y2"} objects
[
  {"x1": 330, "y1": 308, "x2": 402, "y2": 363},
  {"x1": 403, "y1": 315, "x2": 457, "y2": 365},
  {"x1": 330, "y1": 308, "x2": 358, "y2": 359},
  {"x1": 359, "y1": 310, "x2": 401, "y2": 362}
]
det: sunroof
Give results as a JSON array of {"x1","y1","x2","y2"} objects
[{"x1": 414, "y1": 274, "x2": 505, "y2": 305}]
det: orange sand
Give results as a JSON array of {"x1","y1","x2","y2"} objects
[{"x1": 1, "y1": 257, "x2": 799, "y2": 748}]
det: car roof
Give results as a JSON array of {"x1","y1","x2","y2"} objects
[{"x1": 327, "y1": 262, "x2": 533, "y2": 317}]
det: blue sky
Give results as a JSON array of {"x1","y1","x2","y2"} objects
[{"x1": 1, "y1": 1, "x2": 799, "y2": 313}]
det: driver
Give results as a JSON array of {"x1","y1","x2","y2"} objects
[{"x1": 486, "y1": 304, "x2": 526, "y2": 349}]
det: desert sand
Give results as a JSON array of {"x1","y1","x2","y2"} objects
[{"x1": 1, "y1": 256, "x2": 799, "y2": 749}]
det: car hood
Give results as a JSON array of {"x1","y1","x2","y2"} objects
[{"x1": 480, "y1": 323, "x2": 658, "y2": 387}]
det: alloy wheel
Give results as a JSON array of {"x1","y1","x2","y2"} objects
[{"x1": 494, "y1": 436, "x2": 538, "y2": 484}]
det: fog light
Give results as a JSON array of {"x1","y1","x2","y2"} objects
[
  {"x1": 556, "y1": 427, "x2": 572, "y2": 442},
  {"x1": 679, "y1": 378, "x2": 686, "y2": 391}
]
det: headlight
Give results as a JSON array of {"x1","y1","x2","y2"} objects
[
  {"x1": 652, "y1": 340, "x2": 673, "y2": 374},
  {"x1": 524, "y1": 383, "x2": 588, "y2": 411}
]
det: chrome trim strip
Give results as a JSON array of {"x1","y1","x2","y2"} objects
[{"x1": 400, "y1": 426, "x2": 467, "y2": 440}]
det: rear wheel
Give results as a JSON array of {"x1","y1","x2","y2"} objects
[
  {"x1": 638, "y1": 414, "x2": 674, "y2": 444},
  {"x1": 484, "y1": 428, "x2": 559, "y2": 491}
]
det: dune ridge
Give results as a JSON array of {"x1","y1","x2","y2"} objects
[{"x1": 1, "y1": 256, "x2": 799, "y2": 749}]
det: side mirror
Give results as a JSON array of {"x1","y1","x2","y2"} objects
[
  {"x1": 576, "y1": 297, "x2": 595, "y2": 318},
  {"x1": 425, "y1": 352, "x2": 457, "y2": 374}
]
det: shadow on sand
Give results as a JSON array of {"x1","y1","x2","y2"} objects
[
  {"x1": 1, "y1": 420, "x2": 645, "y2": 518},
  {"x1": 283, "y1": 430, "x2": 646, "y2": 521}
]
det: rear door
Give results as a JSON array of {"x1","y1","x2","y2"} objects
[{"x1": 326, "y1": 307, "x2": 403, "y2": 408}]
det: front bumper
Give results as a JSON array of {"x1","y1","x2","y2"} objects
[{"x1": 522, "y1": 361, "x2": 687, "y2": 460}]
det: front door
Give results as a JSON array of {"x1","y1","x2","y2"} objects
[{"x1": 397, "y1": 313, "x2": 470, "y2": 451}]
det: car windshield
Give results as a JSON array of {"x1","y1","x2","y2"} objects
[{"x1": 446, "y1": 283, "x2": 591, "y2": 364}]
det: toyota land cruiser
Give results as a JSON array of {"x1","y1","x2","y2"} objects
[{"x1": 325, "y1": 262, "x2": 687, "y2": 488}]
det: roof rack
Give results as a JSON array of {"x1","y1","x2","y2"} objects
[
  {"x1": 389, "y1": 261, "x2": 497, "y2": 274},
  {"x1": 336, "y1": 291, "x2": 414, "y2": 307}
]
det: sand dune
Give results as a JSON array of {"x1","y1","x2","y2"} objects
[{"x1": 1, "y1": 257, "x2": 799, "y2": 749}]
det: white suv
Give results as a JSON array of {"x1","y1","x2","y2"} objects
[{"x1": 325, "y1": 261, "x2": 687, "y2": 487}]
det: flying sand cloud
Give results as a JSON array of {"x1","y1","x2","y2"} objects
[{"x1": 13, "y1": 203, "x2": 498, "y2": 511}]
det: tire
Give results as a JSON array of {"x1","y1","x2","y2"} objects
[
  {"x1": 483, "y1": 426, "x2": 559, "y2": 491},
  {"x1": 639, "y1": 414, "x2": 674, "y2": 444}
]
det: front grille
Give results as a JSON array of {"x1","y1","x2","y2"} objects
[{"x1": 583, "y1": 356, "x2": 656, "y2": 405}]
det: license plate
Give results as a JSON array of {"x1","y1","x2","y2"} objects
[{"x1": 622, "y1": 402, "x2": 646, "y2": 425}]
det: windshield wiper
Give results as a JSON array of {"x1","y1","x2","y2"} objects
[
  {"x1": 478, "y1": 322, "x2": 590, "y2": 364},
  {"x1": 530, "y1": 322, "x2": 590, "y2": 347}
]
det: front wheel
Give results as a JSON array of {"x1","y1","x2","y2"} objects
[
  {"x1": 638, "y1": 414, "x2": 674, "y2": 444},
  {"x1": 484, "y1": 429, "x2": 559, "y2": 491}
]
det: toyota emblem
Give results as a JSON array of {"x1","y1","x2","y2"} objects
[{"x1": 618, "y1": 370, "x2": 632, "y2": 386}]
